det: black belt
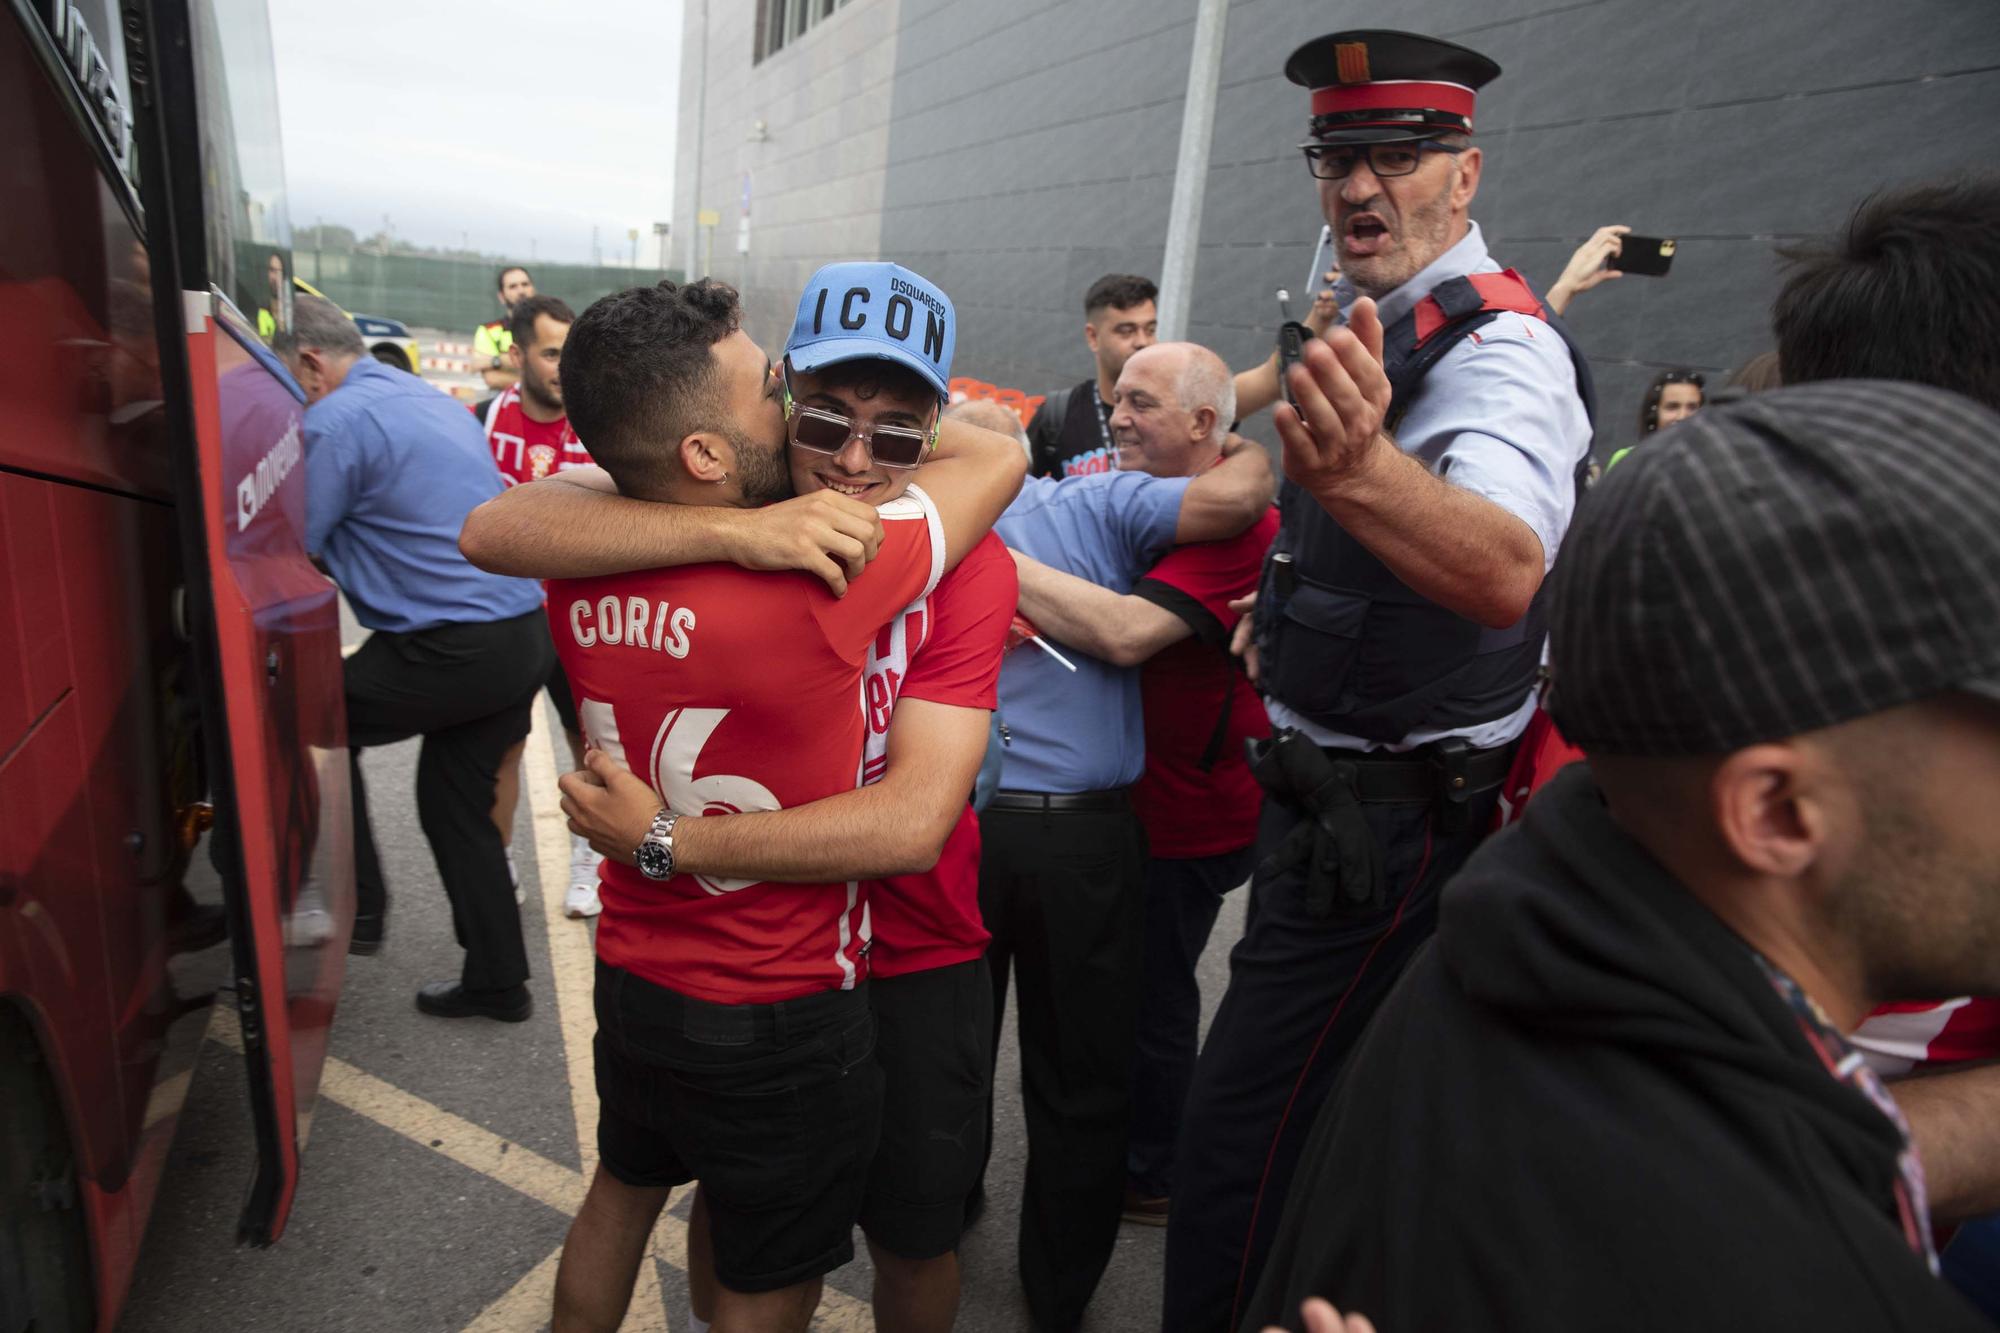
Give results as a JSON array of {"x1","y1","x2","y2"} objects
[
  {"x1": 986, "y1": 788, "x2": 1131, "y2": 814},
  {"x1": 1320, "y1": 742, "x2": 1515, "y2": 805}
]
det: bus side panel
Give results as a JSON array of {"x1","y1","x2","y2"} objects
[{"x1": 184, "y1": 306, "x2": 352, "y2": 1243}]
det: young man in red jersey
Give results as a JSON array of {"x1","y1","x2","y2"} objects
[
  {"x1": 475, "y1": 293, "x2": 606, "y2": 915},
  {"x1": 464, "y1": 277, "x2": 1272, "y2": 1333},
  {"x1": 1008, "y1": 342, "x2": 1279, "y2": 1228},
  {"x1": 503, "y1": 268, "x2": 1023, "y2": 1333}
]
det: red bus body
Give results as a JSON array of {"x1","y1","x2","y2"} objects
[{"x1": 1, "y1": 1, "x2": 351, "y2": 1327}]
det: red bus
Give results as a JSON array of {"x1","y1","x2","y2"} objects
[{"x1": 1, "y1": 2, "x2": 351, "y2": 1328}]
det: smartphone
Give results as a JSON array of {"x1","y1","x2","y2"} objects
[
  {"x1": 1304, "y1": 224, "x2": 1335, "y2": 301},
  {"x1": 1611, "y1": 235, "x2": 1676, "y2": 277},
  {"x1": 1277, "y1": 321, "x2": 1313, "y2": 412}
]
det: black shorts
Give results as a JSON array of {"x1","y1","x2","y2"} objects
[
  {"x1": 860, "y1": 958, "x2": 992, "y2": 1260},
  {"x1": 592, "y1": 962, "x2": 883, "y2": 1292}
]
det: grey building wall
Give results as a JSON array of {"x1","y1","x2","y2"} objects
[
  {"x1": 680, "y1": 0, "x2": 2000, "y2": 453},
  {"x1": 673, "y1": 0, "x2": 908, "y2": 358}
]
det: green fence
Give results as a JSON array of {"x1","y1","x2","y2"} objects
[{"x1": 295, "y1": 250, "x2": 683, "y2": 333}]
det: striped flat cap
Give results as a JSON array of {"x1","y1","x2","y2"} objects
[{"x1": 1547, "y1": 380, "x2": 2000, "y2": 755}]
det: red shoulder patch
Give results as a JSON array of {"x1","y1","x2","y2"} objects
[{"x1": 1413, "y1": 268, "x2": 1549, "y2": 345}]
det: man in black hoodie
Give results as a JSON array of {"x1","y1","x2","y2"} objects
[{"x1": 1245, "y1": 380, "x2": 2000, "y2": 1332}]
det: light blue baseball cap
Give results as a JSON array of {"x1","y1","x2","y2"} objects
[{"x1": 785, "y1": 261, "x2": 955, "y2": 400}]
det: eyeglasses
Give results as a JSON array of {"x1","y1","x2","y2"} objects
[
  {"x1": 781, "y1": 370, "x2": 936, "y2": 469},
  {"x1": 1299, "y1": 140, "x2": 1464, "y2": 181}
]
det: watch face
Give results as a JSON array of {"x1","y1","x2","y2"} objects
[{"x1": 636, "y1": 840, "x2": 673, "y2": 880}]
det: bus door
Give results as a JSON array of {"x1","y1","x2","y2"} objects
[{"x1": 124, "y1": 0, "x2": 352, "y2": 1244}]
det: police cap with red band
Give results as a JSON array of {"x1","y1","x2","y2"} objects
[{"x1": 1285, "y1": 29, "x2": 1501, "y2": 145}]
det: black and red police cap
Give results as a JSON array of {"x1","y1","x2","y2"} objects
[{"x1": 1285, "y1": 29, "x2": 1502, "y2": 144}]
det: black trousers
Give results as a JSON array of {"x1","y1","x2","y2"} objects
[
  {"x1": 1127, "y1": 846, "x2": 1256, "y2": 1199},
  {"x1": 344, "y1": 610, "x2": 550, "y2": 992},
  {"x1": 1162, "y1": 786, "x2": 1499, "y2": 1333},
  {"x1": 977, "y1": 797, "x2": 1148, "y2": 1333}
]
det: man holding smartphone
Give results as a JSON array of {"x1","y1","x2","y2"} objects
[{"x1": 1165, "y1": 28, "x2": 1597, "y2": 1331}]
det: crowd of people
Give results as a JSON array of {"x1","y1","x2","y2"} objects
[{"x1": 271, "y1": 20, "x2": 2000, "y2": 1333}]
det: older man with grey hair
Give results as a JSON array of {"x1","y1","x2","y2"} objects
[
  {"x1": 1008, "y1": 339, "x2": 1279, "y2": 1228},
  {"x1": 281, "y1": 294, "x2": 551, "y2": 1021}
]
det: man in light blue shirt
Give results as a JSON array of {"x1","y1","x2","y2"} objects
[
  {"x1": 283, "y1": 295, "x2": 550, "y2": 1023},
  {"x1": 974, "y1": 440, "x2": 1270, "y2": 1333}
]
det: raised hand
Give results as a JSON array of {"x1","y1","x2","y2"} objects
[
  {"x1": 1545, "y1": 224, "x2": 1631, "y2": 315},
  {"x1": 1275, "y1": 296, "x2": 1393, "y2": 499}
]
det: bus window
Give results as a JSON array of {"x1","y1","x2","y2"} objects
[{"x1": 186, "y1": 0, "x2": 292, "y2": 336}]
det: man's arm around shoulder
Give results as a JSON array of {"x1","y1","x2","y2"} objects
[
  {"x1": 908, "y1": 416, "x2": 1029, "y2": 575},
  {"x1": 459, "y1": 466, "x2": 889, "y2": 595},
  {"x1": 1175, "y1": 434, "x2": 1274, "y2": 543}
]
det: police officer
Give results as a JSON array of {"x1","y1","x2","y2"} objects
[{"x1": 1163, "y1": 30, "x2": 1594, "y2": 1331}]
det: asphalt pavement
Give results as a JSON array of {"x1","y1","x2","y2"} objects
[{"x1": 117, "y1": 616, "x2": 1249, "y2": 1333}]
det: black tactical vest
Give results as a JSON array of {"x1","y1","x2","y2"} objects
[{"x1": 1253, "y1": 270, "x2": 1596, "y2": 745}]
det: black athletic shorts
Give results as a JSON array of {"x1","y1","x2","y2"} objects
[
  {"x1": 593, "y1": 961, "x2": 883, "y2": 1292},
  {"x1": 860, "y1": 958, "x2": 993, "y2": 1260}
]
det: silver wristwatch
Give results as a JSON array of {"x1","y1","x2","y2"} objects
[{"x1": 634, "y1": 809, "x2": 679, "y2": 880}]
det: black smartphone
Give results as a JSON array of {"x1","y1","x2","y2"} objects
[
  {"x1": 1611, "y1": 235, "x2": 1676, "y2": 277},
  {"x1": 1278, "y1": 321, "x2": 1314, "y2": 411}
]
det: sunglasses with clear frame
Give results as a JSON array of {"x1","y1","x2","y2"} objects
[
  {"x1": 1300, "y1": 139, "x2": 1465, "y2": 181},
  {"x1": 781, "y1": 368, "x2": 936, "y2": 469}
]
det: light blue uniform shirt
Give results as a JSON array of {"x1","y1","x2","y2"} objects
[
  {"x1": 993, "y1": 470, "x2": 1190, "y2": 793},
  {"x1": 305, "y1": 359, "x2": 544, "y2": 632},
  {"x1": 1268, "y1": 220, "x2": 1593, "y2": 751}
]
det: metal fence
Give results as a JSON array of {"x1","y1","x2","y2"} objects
[{"x1": 295, "y1": 250, "x2": 684, "y2": 333}]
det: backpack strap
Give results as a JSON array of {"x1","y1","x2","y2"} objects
[
  {"x1": 1136, "y1": 578, "x2": 1246, "y2": 773},
  {"x1": 1385, "y1": 268, "x2": 1598, "y2": 443}
]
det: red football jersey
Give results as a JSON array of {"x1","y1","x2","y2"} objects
[
  {"x1": 478, "y1": 385, "x2": 593, "y2": 487},
  {"x1": 550, "y1": 491, "x2": 944, "y2": 1004},
  {"x1": 1130, "y1": 509, "x2": 1279, "y2": 858},
  {"x1": 1851, "y1": 997, "x2": 2000, "y2": 1077},
  {"x1": 866, "y1": 531, "x2": 1015, "y2": 977}
]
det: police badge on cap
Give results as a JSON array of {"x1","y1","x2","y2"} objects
[{"x1": 1285, "y1": 29, "x2": 1501, "y2": 144}]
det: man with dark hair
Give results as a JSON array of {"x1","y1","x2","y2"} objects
[
  {"x1": 1770, "y1": 174, "x2": 2000, "y2": 1307},
  {"x1": 470, "y1": 270, "x2": 1028, "y2": 1333},
  {"x1": 1773, "y1": 174, "x2": 2000, "y2": 412},
  {"x1": 1026, "y1": 274, "x2": 1160, "y2": 478},
  {"x1": 1245, "y1": 382, "x2": 2000, "y2": 1333},
  {"x1": 476, "y1": 264, "x2": 536, "y2": 390},
  {"x1": 474, "y1": 292, "x2": 602, "y2": 916},
  {"x1": 278, "y1": 294, "x2": 550, "y2": 1016}
]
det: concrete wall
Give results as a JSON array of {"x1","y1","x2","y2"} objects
[
  {"x1": 679, "y1": 0, "x2": 2000, "y2": 453},
  {"x1": 673, "y1": 0, "x2": 907, "y2": 354}
]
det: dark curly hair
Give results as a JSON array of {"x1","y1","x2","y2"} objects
[
  {"x1": 1084, "y1": 273, "x2": 1159, "y2": 319},
  {"x1": 561, "y1": 280, "x2": 742, "y2": 496},
  {"x1": 1773, "y1": 174, "x2": 2000, "y2": 411}
]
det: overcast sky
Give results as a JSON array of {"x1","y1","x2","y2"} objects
[{"x1": 269, "y1": 0, "x2": 683, "y2": 266}]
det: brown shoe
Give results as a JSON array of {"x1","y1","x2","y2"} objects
[{"x1": 1121, "y1": 1184, "x2": 1169, "y2": 1227}]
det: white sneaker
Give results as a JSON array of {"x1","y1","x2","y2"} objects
[
  {"x1": 566, "y1": 836, "x2": 603, "y2": 919},
  {"x1": 564, "y1": 880, "x2": 602, "y2": 918}
]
